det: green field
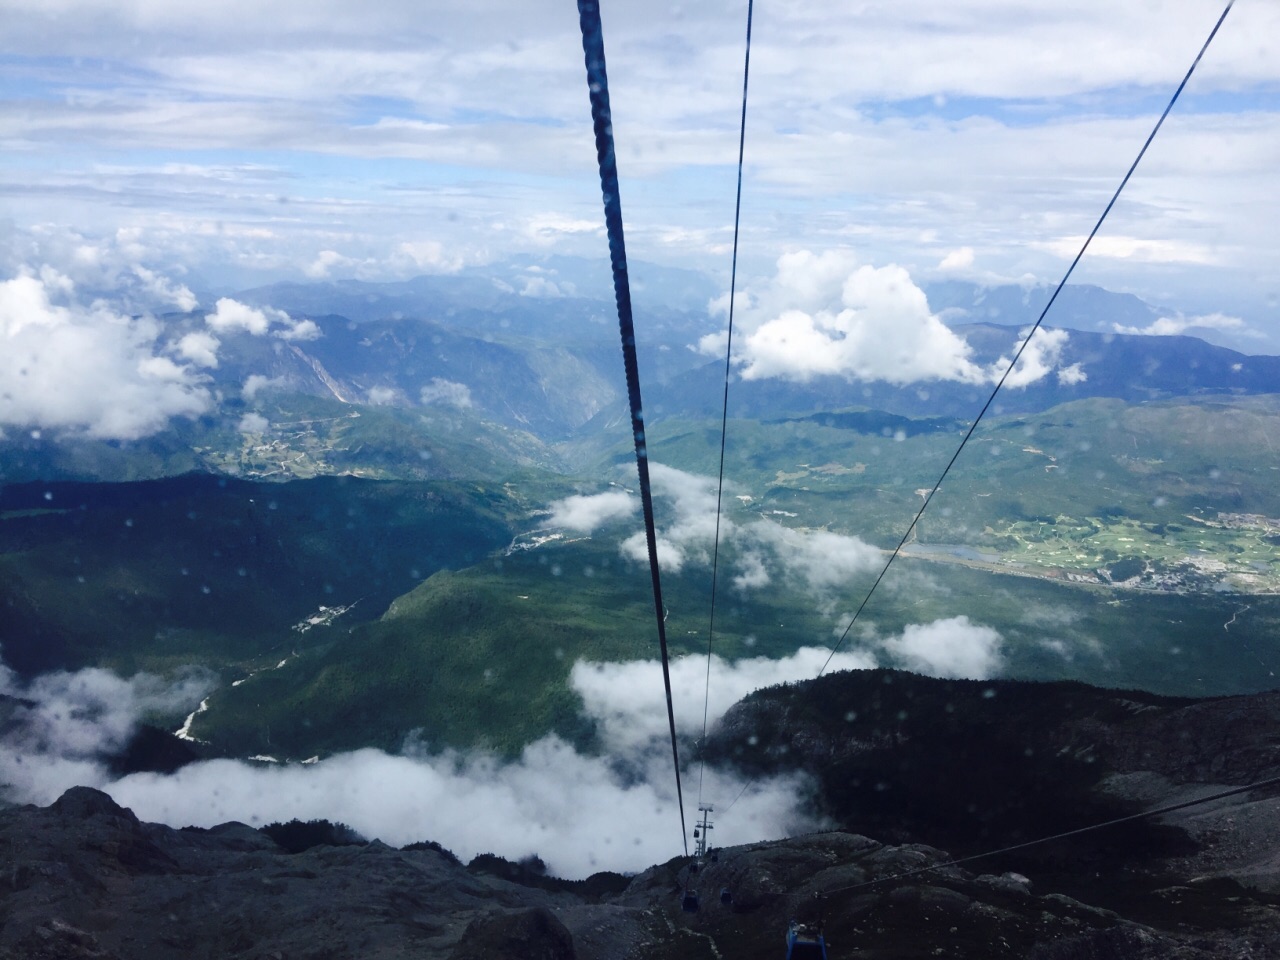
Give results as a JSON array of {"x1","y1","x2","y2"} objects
[
  {"x1": 632, "y1": 395, "x2": 1280, "y2": 591},
  {"x1": 7, "y1": 393, "x2": 1280, "y2": 762},
  {"x1": 186, "y1": 527, "x2": 1280, "y2": 760}
]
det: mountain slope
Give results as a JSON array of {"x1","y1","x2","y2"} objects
[
  {"x1": 639, "y1": 324, "x2": 1280, "y2": 426},
  {"x1": 707, "y1": 669, "x2": 1280, "y2": 887},
  {"x1": 0, "y1": 474, "x2": 519, "y2": 677}
]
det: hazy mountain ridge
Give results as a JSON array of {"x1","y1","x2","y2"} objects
[
  {"x1": 925, "y1": 280, "x2": 1163, "y2": 335},
  {"x1": 163, "y1": 311, "x2": 627, "y2": 440},
  {"x1": 0, "y1": 391, "x2": 563, "y2": 486},
  {"x1": 232, "y1": 255, "x2": 720, "y2": 336},
  {"x1": 645, "y1": 323, "x2": 1280, "y2": 427},
  {"x1": 6, "y1": 274, "x2": 1278, "y2": 486},
  {"x1": 200, "y1": 272, "x2": 1280, "y2": 449}
]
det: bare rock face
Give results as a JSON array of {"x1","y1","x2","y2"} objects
[
  {"x1": 707, "y1": 670, "x2": 1280, "y2": 894},
  {"x1": 2, "y1": 765, "x2": 1279, "y2": 960},
  {"x1": 626, "y1": 830, "x2": 1280, "y2": 960},
  {"x1": 448, "y1": 907, "x2": 576, "y2": 960}
]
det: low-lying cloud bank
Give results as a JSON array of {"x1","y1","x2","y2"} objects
[
  {"x1": 0, "y1": 660, "x2": 216, "y2": 803},
  {"x1": 0, "y1": 605, "x2": 1004, "y2": 876},
  {"x1": 698, "y1": 250, "x2": 1084, "y2": 388},
  {"x1": 107, "y1": 741, "x2": 814, "y2": 878},
  {"x1": 0, "y1": 651, "x2": 821, "y2": 877},
  {"x1": 573, "y1": 647, "x2": 877, "y2": 758}
]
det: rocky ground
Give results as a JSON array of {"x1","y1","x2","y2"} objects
[
  {"x1": 2, "y1": 781, "x2": 1279, "y2": 960},
  {"x1": 4, "y1": 671, "x2": 1280, "y2": 958}
]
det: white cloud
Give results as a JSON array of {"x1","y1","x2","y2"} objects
[
  {"x1": 620, "y1": 531, "x2": 687, "y2": 573},
  {"x1": 175, "y1": 330, "x2": 220, "y2": 368},
  {"x1": 367, "y1": 385, "x2": 397, "y2": 405},
  {"x1": 243, "y1": 373, "x2": 287, "y2": 399},
  {"x1": 1113, "y1": 312, "x2": 1246, "y2": 337},
  {"x1": 523, "y1": 215, "x2": 603, "y2": 246},
  {"x1": 0, "y1": 269, "x2": 211, "y2": 439},
  {"x1": 519, "y1": 276, "x2": 563, "y2": 298},
  {"x1": 732, "y1": 551, "x2": 770, "y2": 590},
  {"x1": 419, "y1": 378, "x2": 473, "y2": 408},
  {"x1": 742, "y1": 521, "x2": 881, "y2": 595},
  {"x1": 612, "y1": 464, "x2": 721, "y2": 573},
  {"x1": 0, "y1": 1, "x2": 1274, "y2": 316},
  {"x1": 880, "y1": 616, "x2": 1004, "y2": 679},
  {"x1": 1057, "y1": 363, "x2": 1088, "y2": 385},
  {"x1": 0, "y1": 227, "x2": 203, "y2": 315},
  {"x1": 132, "y1": 265, "x2": 197, "y2": 312},
  {"x1": 395, "y1": 241, "x2": 466, "y2": 275},
  {"x1": 703, "y1": 252, "x2": 1085, "y2": 389},
  {"x1": 547, "y1": 490, "x2": 637, "y2": 534},
  {"x1": 996, "y1": 326, "x2": 1073, "y2": 389},
  {"x1": 205, "y1": 298, "x2": 280, "y2": 335},
  {"x1": 0, "y1": 654, "x2": 820, "y2": 878},
  {"x1": 0, "y1": 660, "x2": 214, "y2": 806},
  {"x1": 571, "y1": 647, "x2": 877, "y2": 758},
  {"x1": 599, "y1": 463, "x2": 880, "y2": 600},
  {"x1": 937, "y1": 246, "x2": 975, "y2": 271},
  {"x1": 304, "y1": 249, "x2": 356, "y2": 279},
  {"x1": 107, "y1": 740, "x2": 818, "y2": 878},
  {"x1": 0, "y1": 615, "x2": 997, "y2": 878},
  {"x1": 1035, "y1": 235, "x2": 1220, "y2": 266},
  {"x1": 201, "y1": 297, "x2": 315, "y2": 341},
  {"x1": 237, "y1": 412, "x2": 269, "y2": 433},
  {"x1": 275, "y1": 317, "x2": 321, "y2": 341}
]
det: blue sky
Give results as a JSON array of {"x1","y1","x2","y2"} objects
[{"x1": 1, "y1": 0, "x2": 1277, "y2": 344}]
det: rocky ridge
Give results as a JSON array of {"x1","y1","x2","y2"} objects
[{"x1": 2, "y1": 782, "x2": 1278, "y2": 960}]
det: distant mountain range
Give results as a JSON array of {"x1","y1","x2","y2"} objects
[
  {"x1": 644, "y1": 322, "x2": 1280, "y2": 426},
  {"x1": 6, "y1": 267, "x2": 1278, "y2": 487},
  {"x1": 216, "y1": 272, "x2": 1280, "y2": 437}
]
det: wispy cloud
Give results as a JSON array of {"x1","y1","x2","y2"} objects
[{"x1": 1113, "y1": 311, "x2": 1249, "y2": 337}]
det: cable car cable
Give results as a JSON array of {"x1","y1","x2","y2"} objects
[
  {"x1": 577, "y1": 0, "x2": 689, "y2": 856},
  {"x1": 722, "y1": 0, "x2": 1236, "y2": 815},
  {"x1": 814, "y1": 0, "x2": 1237, "y2": 680},
  {"x1": 699, "y1": 0, "x2": 756, "y2": 811}
]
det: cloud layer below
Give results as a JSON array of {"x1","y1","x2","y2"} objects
[
  {"x1": 0, "y1": 601, "x2": 1004, "y2": 877},
  {"x1": 0, "y1": 652, "x2": 821, "y2": 877}
]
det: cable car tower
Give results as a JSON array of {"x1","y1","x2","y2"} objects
[{"x1": 693, "y1": 804, "x2": 713, "y2": 860}]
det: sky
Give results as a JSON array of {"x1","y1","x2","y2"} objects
[{"x1": 1, "y1": 0, "x2": 1278, "y2": 337}]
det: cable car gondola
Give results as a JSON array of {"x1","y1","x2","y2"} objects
[{"x1": 785, "y1": 920, "x2": 828, "y2": 960}]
